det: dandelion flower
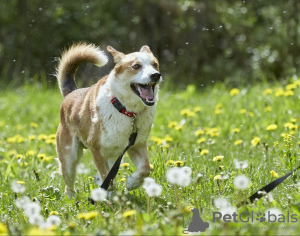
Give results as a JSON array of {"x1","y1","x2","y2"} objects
[
  {"x1": 90, "y1": 188, "x2": 107, "y2": 202},
  {"x1": 166, "y1": 160, "x2": 174, "y2": 165},
  {"x1": 181, "y1": 166, "x2": 192, "y2": 176},
  {"x1": 234, "y1": 160, "x2": 248, "y2": 169},
  {"x1": 174, "y1": 160, "x2": 184, "y2": 167},
  {"x1": 175, "y1": 125, "x2": 183, "y2": 131},
  {"x1": 166, "y1": 167, "x2": 191, "y2": 187},
  {"x1": 151, "y1": 137, "x2": 164, "y2": 145},
  {"x1": 234, "y1": 140, "x2": 243, "y2": 146},
  {"x1": 38, "y1": 134, "x2": 48, "y2": 140},
  {"x1": 8, "y1": 150, "x2": 17, "y2": 156},
  {"x1": 143, "y1": 177, "x2": 155, "y2": 189},
  {"x1": 214, "y1": 197, "x2": 231, "y2": 209},
  {"x1": 121, "y1": 163, "x2": 130, "y2": 168},
  {"x1": 275, "y1": 89, "x2": 284, "y2": 97},
  {"x1": 197, "y1": 138, "x2": 206, "y2": 144},
  {"x1": 50, "y1": 211, "x2": 59, "y2": 216},
  {"x1": 285, "y1": 90, "x2": 294, "y2": 96},
  {"x1": 145, "y1": 183, "x2": 162, "y2": 197},
  {"x1": 46, "y1": 215, "x2": 61, "y2": 226},
  {"x1": 28, "y1": 214, "x2": 44, "y2": 226},
  {"x1": 15, "y1": 196, "x2": 31, "y2": 209},
  {"x1": 194, "y1": 129, "x2": 205, "y2": 136},
  {"x1": 200, "y1": 149, "x2": 209, "y2": 155},
  {"x1": 266, "y1": 124, "x2": 277, "y2": 131},
  {"x1": 26, "y1": 150, "x2": 36, "y2": 156},
  {"x1": 24, "y1": 202, "x2": 41, "y2": 217},
  {"x1": 213, "y1": 174, "x2": 221, "y2": 180},
  {"x1": 149, "y1": 164, "x2": 154, "y2": 169},
  {"x1": 212, "y1": 156, "x2": 224, "y2": 162},
  {"x1": 0, "y1": 223, "x2": 8, "y2": 235},
  {"x1": 233, "y1": 175, "x2": 250, "y2": 190},
  {"x1": 28, "y1": 135, "x2": 36, "y2": 141},
  {"x1": 30, "y1": 122, "x2": 39, "y2": 128},
  {"x1": 231, "y1": 128, "x2": 240, "y2": 133},
  {"x1": 239, "y1": 109, "x2": 247, "y2": 114},
  {"x1": 251, "y1": 137, "x2": 261, "y2": 147},
  {"x1": 164, "y1": 135, "x2": 173, "y2": 142},
  {"x1": 168, "y1": 121, "x2": 178, "y2": 128},
  {"x1": 270, "y1": 170, "x2": 279, "y2": 178},
  {"x1": 263, "y1": 88, "x2": 272, "y2": 95},
  {"x1": 264, "y1": 106, "x2": 272, "y2": 112},
  {"x1": 122, "y1": 210, "x2": 136, "y2": 218},
  {"x1": 77, "y1": 211, "x2": 98, "y2": 220},
  {"x1": 11, "y1": 180, "x2": 26, "y2": 193},
  {"x1": 193, "y1": 106, "x2": 202, "y2": 112},
  {"x1": 37, "y1": 153, "x2": 46, "y2": 160},
  {"x1": 230, "y1": 88, "x2": 240, "y2": 96}
]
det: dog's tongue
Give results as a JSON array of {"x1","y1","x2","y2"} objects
[{"x1": 139, "y1": 85, "x2": 154, "y2": 100}]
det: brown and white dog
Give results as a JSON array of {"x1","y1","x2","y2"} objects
[{"x1": 55, "y1": 43, "x2": 161, "y2": 199}]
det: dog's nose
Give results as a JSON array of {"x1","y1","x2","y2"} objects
[{"x1": 150, "y1": 73, "x2": 161, "y2": 82}]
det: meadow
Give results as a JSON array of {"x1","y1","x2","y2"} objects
[{"x1": 1, "y1": 78, "x2": 300, "y2": 235}]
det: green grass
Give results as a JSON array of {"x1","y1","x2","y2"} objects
[{"x1": 1, "y1": 79, "x2": 300, "y2": 235}]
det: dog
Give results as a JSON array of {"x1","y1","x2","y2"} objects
[{"x1": 55, "y1": 43, "x2": 161, "y2": 199}]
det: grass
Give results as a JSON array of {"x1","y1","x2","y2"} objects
[{"x1": 1, "y1": 79, "x2": 300, "y2": 235}]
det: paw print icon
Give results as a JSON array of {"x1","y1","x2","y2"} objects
[{"x1": 256, "y1": 212, "x2": 266, "y2": 222}]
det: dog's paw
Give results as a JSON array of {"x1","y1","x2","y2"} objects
[
  {"x1": 126, "y1": 176, "x2": 143, "y2": 191},
  {"x1": 65, "y1": 188, "x2": 77, "y2": 200}
]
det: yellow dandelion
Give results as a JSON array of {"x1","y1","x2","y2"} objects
[
  {"x1": 230, "y1": 88, "x2": 240, "y2": 96},
  {"x1": 164, "y1": 135, "x2": 173, "y2": 142},
  {"x1": 234, "y1": 140, "x2": 243, "y2": 146},
  {"x1": 20, "y1": 162, "x2": 28, "y2": 167},
  {"x1": 180, "y1": 109, "x2": 191, "y2": 116},
  {"x1": 168, "y1": 121, "x2": 178, "y2": 128},
  {"x1": 266, "y1": 124, "x2": 278, "y2": 131},
  {"x1": 194, "y1": 129, "x2": 205, "y2": 136},
  {"x1": 175, "y1": 125, "x2": 183, "y2": 131},
  {"x1": 27, "y1": 227, "x2": 55, "y2": 236},
  {"x1": 37, "y1": 153, "x2": 46, "y2": 160},
  {"x1": 184, "y1": 205, "x2": 194, "y2": 213},
  {"x1": 42, "y1": 156, "x2": 53, "y2": 162},
  {"x1": 214, "y1": 109, "x2": 222, "y2": 115},
  {"x1": 275, "y1": 88, "x2": 284, "y2": 97},
  {"x1": 251, "y1": 137, "x2": 261, "y2": 147},
  {"x1": 298, "y1": 141, "x2": 300, "y2": 147},
  {"x1": 219, "y1": 165, "x2": 224, "y2": 170},
  {"x1": 264, "y1": 106, "x2": 272, "y2": 112},
  {"x1": 214, "y1": 174, "x2": 221, "y2": 181},
  {"x1": 263, "y1": 88, "x2": 272, "y2": 95},
  {"x1": 0, "y1": 121, "x2": 5, "y2": 127},
  {"x1": 232, "y1": 128, "x2": 240, "y2": 133},
  {"x1": 248, "y1": 112, "x2": 254, "y2": 117},
  {"x1": 15, "y1": 124, "x2": 24, "y2": 130},
  {"x1": 200, "y1": 149, "x2": 209, "y2": 155},
  {"x1": 274, "y1": 141, "x2": 279, "y2": 147},
  {"x1": 286, "y1": 83, "x2": 297, "y2": 90},
  {"x1": 193, "y1": 107, "x2": 202, "y2": 112},
  {"x1": 174, "y1": 161, "x2": 184, "y2": 167},
  {"x1": 88, "y1": 176, "x2": 94, "y2": 180},
  {"x1": 77, "y1": 211, "x2": 98, "y2": 220},
  {"x1": 284, "y1": 122, "x2": 298, "y2": 130},
  {"x1": 197, "y1": 137, "x2": 206, "y2": 144},
  {"x1": 284, "y1": 90, "x2": 294, "y2": 96},
  {"x1": 16, "y1": 154, "x2": 24, "y2": 159},
  {"x1": 17, "y1": 181, "x2": 25, "y2": 184},
  {"x1": 121, "y1": 163, "x2": 130, "y2": 168},
  {"x1": 239, "y1": 109, "x2": 247, "y2": 114},
  {"x1": 69, "y1": 222, "x2": 76, "y2": 228},
  {"x1": 30, "y1": 122, "x2": 39, "y2": 128},
  {"x1": 122, "y1": 210, "x2": 136, "y2": 218},
  {"x1": 293, "y1": 80, "x2": 300, "y2": 86},
  {"x1": 215, "y1": 103, "x2": 222, "y2": 109},
  {"x1": 28, "y1": 135, "x2": 36, "y2": 141},
  {"x1": 45, "y1": 139, "x2": 56, "y2": 145},
  {"x1": 166, "y1": 160, "x2": 174, "y2": 165},
  {"x1": 270, "y1": 170, "x2": 279, "y2": 178},
  {"x1": 290, "y1": 118, "x2": 297, "y2": 123},
  {"x1": 206, "y1": 127, "x2": 220, "y2": 137},
  {"x1": 48, "y1": 134, "x2": 56, "y2": 139},
  {"x1": 120, "y1": 177, "x2": 126, "y2": 182},
  {"x1": 50, "y1": 211, "x2": 59, "y2": 215},
  {"x1": 26, "y1": 150, "x2": 36, "y2": 156},
  {"x1": 151, "y1": 137, "x2": 164, "y2": 145},
  {"x1": 212, "y1": 156, "x2": 224, "y2": 162},
  {"x1": 8, "y1": 150, "x2": 17, "y2": 156},
  {"x1": 0, "y1": 223, "x2": 8, "y2": 235},
  {"x1": 38, "y1": 134, "x2": 48, "y2": 140},
  {"x1": 149, "y1": 164, "x2": 154, "y2": 169}
]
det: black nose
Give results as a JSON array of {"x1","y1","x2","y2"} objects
[{"x1": 150, "y1": 73, "x2": 161, "y2": 82}]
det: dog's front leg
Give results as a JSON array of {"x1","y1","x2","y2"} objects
[
  {"x1": 91, "y1": 148, "x2": 116, "y2": 191},
  {"x1": 126, "y1": 143, "x2": 150, "y2": 190}
]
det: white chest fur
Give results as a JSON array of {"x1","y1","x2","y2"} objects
[{"x1": 96, "y1": 85, "x2": 155, "y2": 159}]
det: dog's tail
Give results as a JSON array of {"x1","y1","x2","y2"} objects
[{"x1": 56, "y1": 42, "x2": 108, "y2": 97}]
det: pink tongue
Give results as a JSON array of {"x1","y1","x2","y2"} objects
[{"x1": 140, "y1": 86, "x2": 154, "y2": 100}]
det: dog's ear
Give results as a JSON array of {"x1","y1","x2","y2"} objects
[
  {"x1": 140, "y1": 45, "x2": 153, "y2": 54},
  {"x1": 107, "y1": 46, "x2": 125, "y2": 63}
]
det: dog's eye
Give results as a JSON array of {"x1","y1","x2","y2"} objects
[
  {"x1": 132, "y1": 64, "x2": 141, "y2": 70},
  {"x1": 153, "y1": 63, "x2": 158, "y2": 69}
]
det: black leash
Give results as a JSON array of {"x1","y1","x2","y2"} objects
[
  {"x1": 100, "y1": 97, "x2": 138, "y2": 191},
  {"x1": 246, "y1": 165, "x2": 300, "y2": 204}
]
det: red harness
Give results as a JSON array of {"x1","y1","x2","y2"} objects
[{"x1": 111, "y1": 96, "x2": 136, "y2": 118}]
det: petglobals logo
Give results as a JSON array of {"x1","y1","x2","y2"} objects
[
  {"x1": 213, "y1": 210, "x2": 298, "y2": 223},
  {"x1": 180, "y1": 207, "x2": 210, "y2": 234}
]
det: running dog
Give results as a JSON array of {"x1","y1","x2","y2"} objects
[{"x1": 55, "y1": 43, "x2": 161, "y2": 199}]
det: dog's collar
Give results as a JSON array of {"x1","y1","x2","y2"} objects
[{"x1": 111, "y1": 96, "x2": 136, "y2": 118}]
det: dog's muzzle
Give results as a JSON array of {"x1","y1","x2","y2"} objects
[{"x1": 130, "y1": 73, "x2": 161, "y2": 106}]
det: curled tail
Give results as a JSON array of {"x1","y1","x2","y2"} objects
[{"x1": 56, "y1": 42, "x2": 108, "y2": 97}]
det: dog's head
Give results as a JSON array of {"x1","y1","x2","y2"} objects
[{"x1": 107, "y1": 46, "x2": 161, "y2": 110}]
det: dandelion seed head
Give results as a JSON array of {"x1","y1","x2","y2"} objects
[
  {"x1": 24, "y1": 202, "x2": 41, "y2": 217},
  {"x1": 145, "y1": 183, "x2": 163, "y2": 197},
  {"x1": 234, "y1": 159, "x2": 248, "y2": 169},
  {"x1": 76, "y1": 163, "x2": 89, "y2": 174},
  {"x1": 15, "y1": 196, "x2": 31, "y2": 209},
  {"x1": 181, "y1": 166, "x2": 192, "y2": 176},
  {"x1": 233, "y1": 175, "x2": 250, "y2": 190},
  {"x1": 91, "y1": 188, "x2": 107, "y2": 202},
  {"x1": 46, "y1": 215, "x2": 61, "y2": 226},
  {"x1": 214, "y1": 197, "x2": 231, "y2": 209},
  {"x1": 11, "y1": 180, "x2": 26, "y2": 193},
  {"x1": 265, "y1": 208, "x2": 282, "y2": 222},
  {"x1": 143, "y1": 177, "x2": 156, "y2": 189},
  {"x1": 28, "y1": 214, "x2": 44, "y2": 226}
]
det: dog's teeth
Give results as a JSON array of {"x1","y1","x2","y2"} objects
[{"x1": 138, "y1": 86, "x2": 142, "y2": 93}]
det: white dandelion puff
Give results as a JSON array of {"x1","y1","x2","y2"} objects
[
  {"x1": 28, "y1": 214, "x2": 44, "y2": 226},
  {"x1": 15, "y1": 196, "x2": 31, "y2": 209},
  {"x1": 24, "y1": 202, "x2": 41, "y2": 217},
  {"x1": 11, "y1": 180, "x2": 26, "y2": 193},
  {"x1": 219, "y1": 206, "x2": 237, "y2": 222},
  {"x1": 234, "y1": 159, "x2": 249, "y2": 170},
  {"x1": 143, "y1": 177, "x2": 156, "y2": 189},
  {"x1": 265, "y1": 208, "x2": 282, "y2": 222},
  {"x1": 145, "y1": 183, "x2": 162, "y2": 197},
  {"x1": 233, "y1": 175, "x2": 250, "y2": 190},
  {"x1": 166, "y1": 167, "x2": 192, "y2": 187},
  {"x1": 181, "y1": 166, "x2": 192, "y2": 176},
  {"x1": 214, "y1": 197, "x2": 231, "y2": 209},
  {"x1": 91, "y1": 188, "x2": 107, "y2": 202},
  {"x1": 76, "y1": 163, "x2": 89, "y2": 174},
  {"x1": 46, "y1": 215, "x2": 61, "y2": 226}
]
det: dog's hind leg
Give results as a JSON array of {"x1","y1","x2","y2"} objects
[
  {"x1": 56, "y1": 124, "x2": 83, "y2": 199},
  {"x1": 126, "y1": 143, "x2": 150, "y2": 190},
  {"x1": 91, "y1": 148, "x2": 116, "y2": 191}
]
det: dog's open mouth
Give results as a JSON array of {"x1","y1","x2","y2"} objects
[{"x1": 130, "y1": 83, "x2": 156, "y2": 106}]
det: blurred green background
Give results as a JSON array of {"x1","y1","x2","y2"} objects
[{"x1": 1, "y1": 0, "x2": 300, "y2": 89}]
